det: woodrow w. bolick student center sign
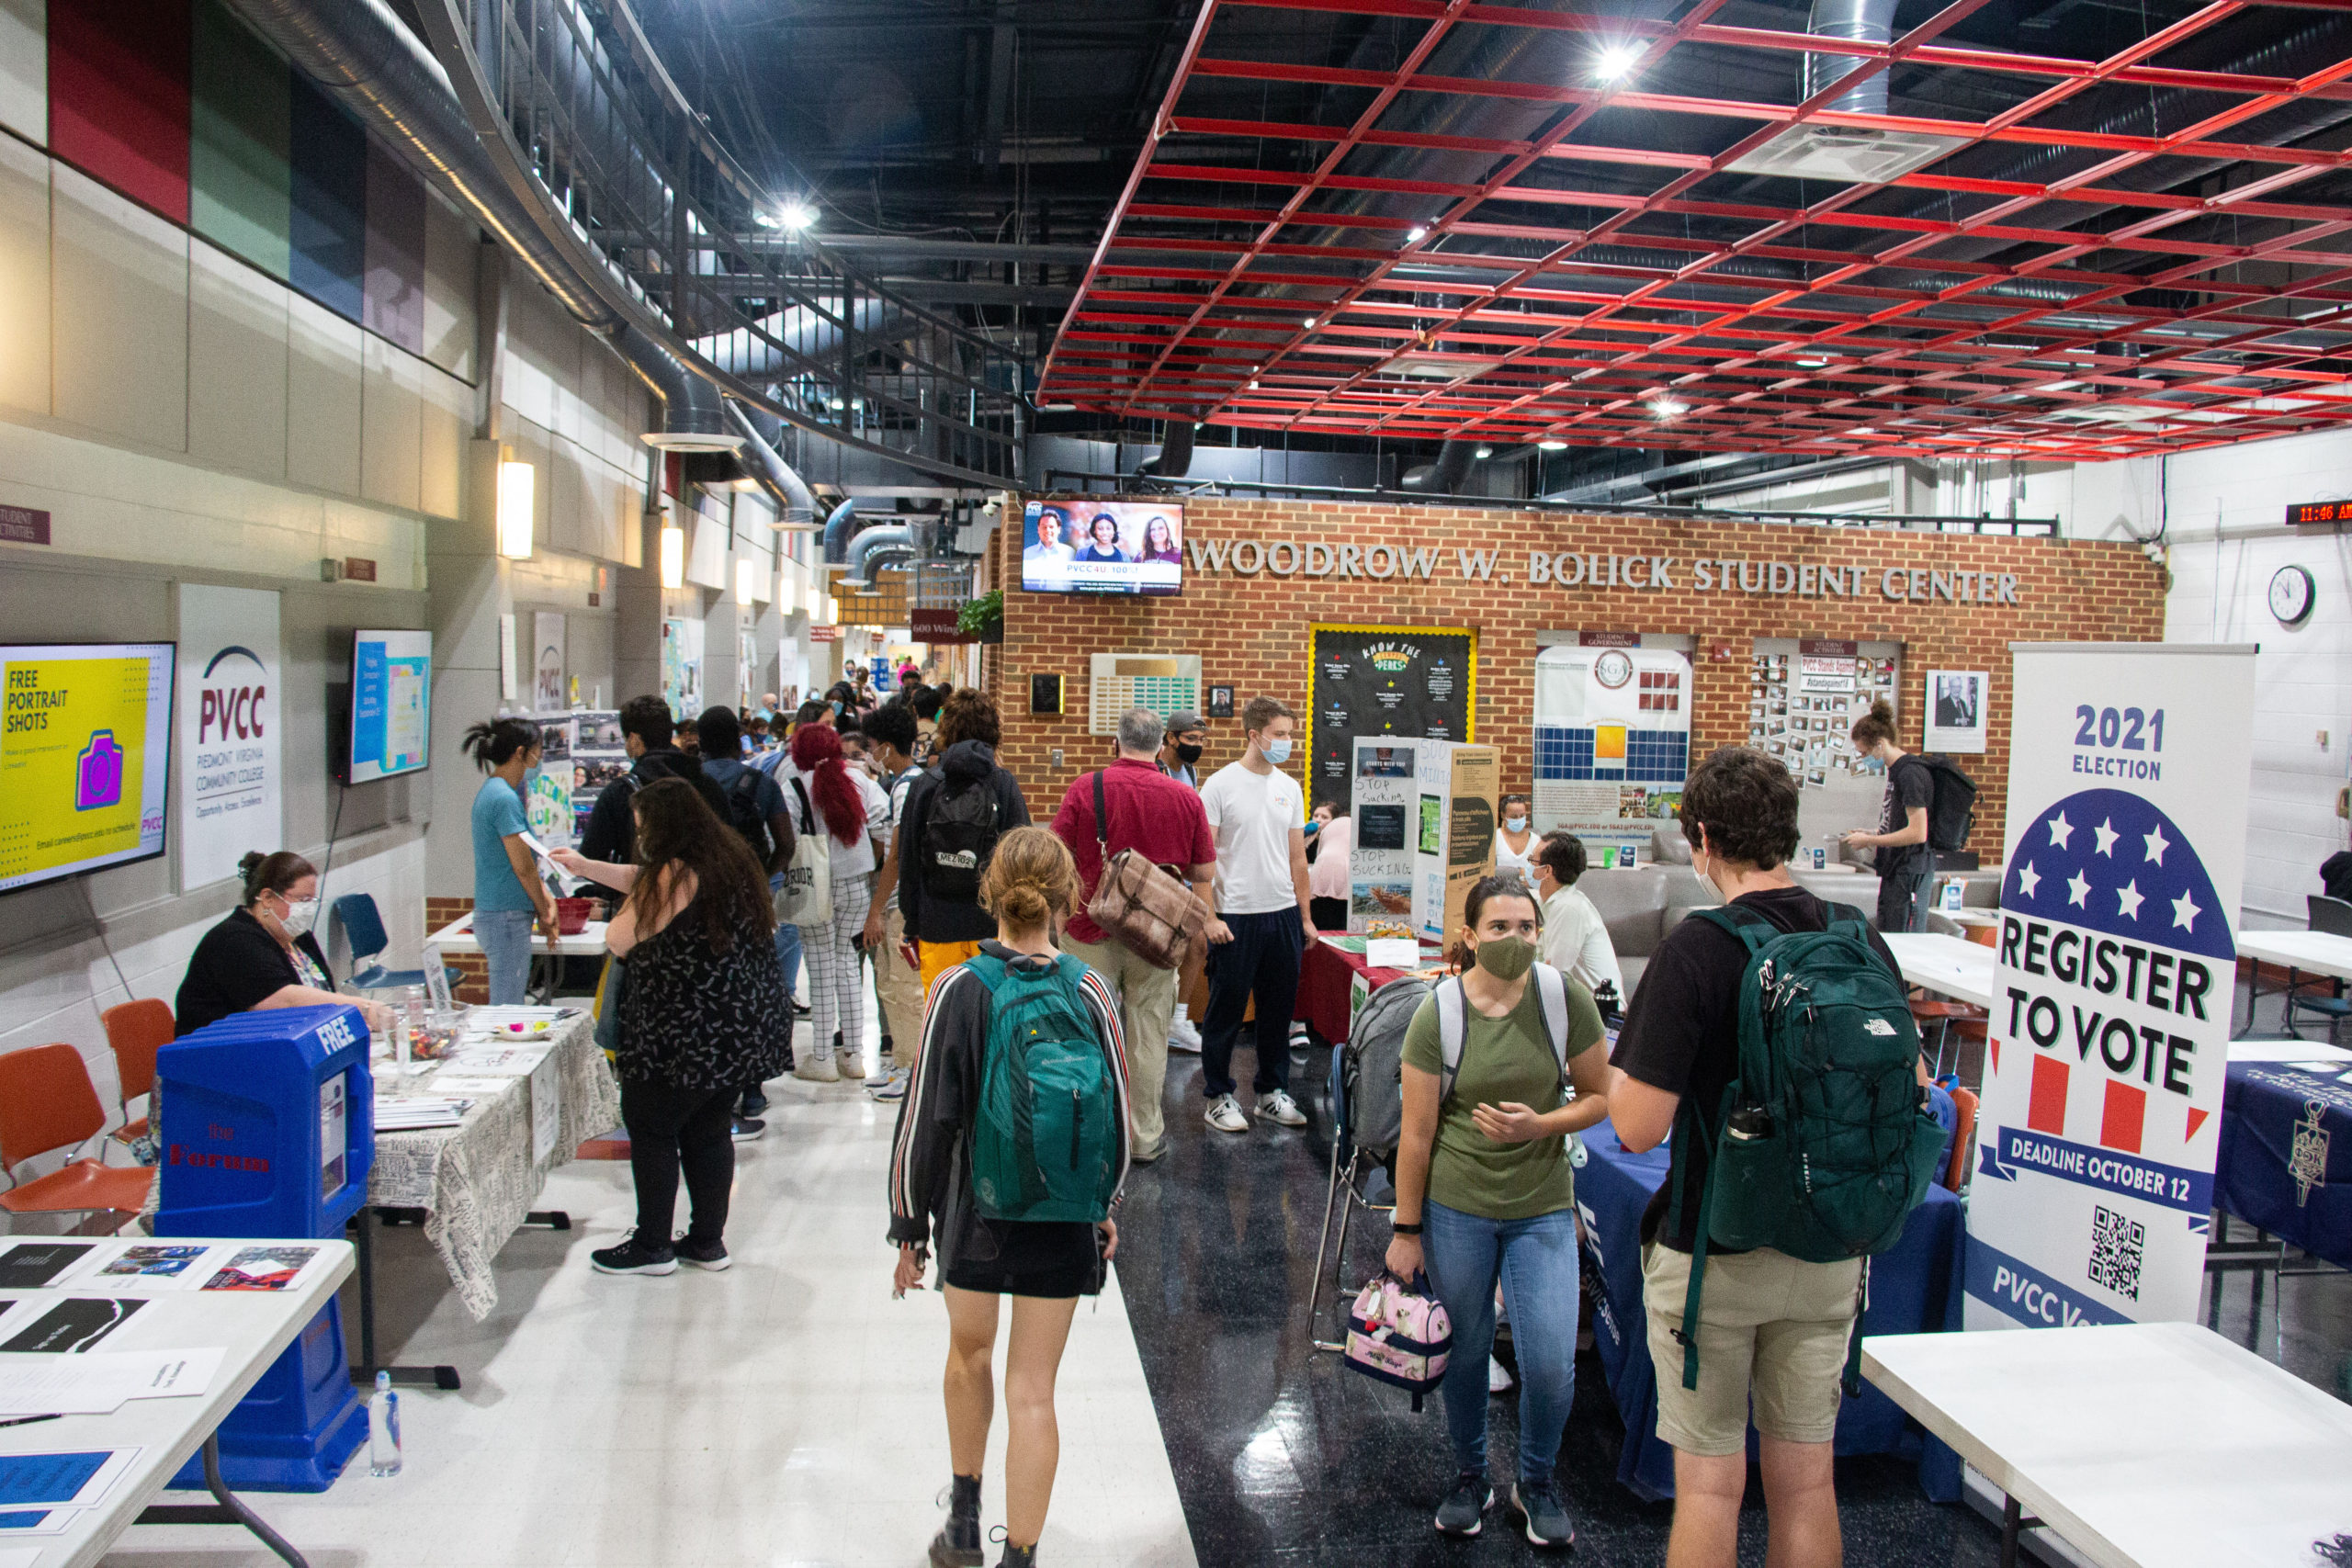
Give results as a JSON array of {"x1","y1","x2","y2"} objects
[{"x1": 1183, "y1": 536, "x2": 2023, "y2": 604}]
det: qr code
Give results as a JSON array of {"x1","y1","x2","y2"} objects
[{"x1": 2088, "y1": 1204, "x2": 2144, "y2": 1301}]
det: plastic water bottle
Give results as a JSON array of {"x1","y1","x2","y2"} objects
[{"x1": 367, "y1": 1370, "x2": 401, "y2": 1477}]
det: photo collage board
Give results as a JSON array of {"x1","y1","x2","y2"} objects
[{"x1": 1747, "y1": 637, "x2": 1903, "y2": 790}]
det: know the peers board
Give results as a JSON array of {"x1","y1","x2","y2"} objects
[{"x1": 1965, "y1": 643, "x2": 2255, "y2": 1332}]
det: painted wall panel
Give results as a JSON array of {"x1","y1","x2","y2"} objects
[
  {"x1": 51, "y1": 164, "x2": 187, "y2": 447},
  {"x1": 187, "y1": 236, "x2": 288, "y2": 476},
  {"x1": 360, "y1": 330, "x2": 423, "y2": 511},
  {"x1": 362, "y1": 139, "x2": 424, "y2": 355},
  {"x1": 187, "y1": 0, "x2": 287, "y2": 278},
  {"x1": 48, "y1": 0, "x2": 188, "y2": 222},
  {"x1": 287, "y1": 71, "x2": 363, "y2": 321},
  {"x1": 0, "y1": 131, "x2": 50, "y2": 415},
  {"x1": 420, "y1": 360, "x2": 468, "y2": 519},
  {"x1": 0, "y1": 0, "x2": 44, "y2": 146},
  {"x1": 285, "y1": 291, "x2": 361, "y2": 494},
  {"x1": 419, "y1": 187, "x2": 475, "y2": 379}
]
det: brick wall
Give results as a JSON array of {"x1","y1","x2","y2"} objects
[
  {"x1": 424, "y1": 896, "x2": 491, "y2": 1004},
  {"x1": 995, "y1": 499, "x2": 2167, "y2": 861}
]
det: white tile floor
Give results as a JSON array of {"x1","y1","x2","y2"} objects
[{"x1": 108, "y1": 1065, "x2": 1198, "y2": 1568}]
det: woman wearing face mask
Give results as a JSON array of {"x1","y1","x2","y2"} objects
[
  {"x1": 1493, "y1": 793, "x2": 1537, "y2": 879},
  {"x1": 1385, "y1": 875, "x2": 1610, "y2": 1548},
  {"x1": 465, "y1": 717, "x2": 561, "y2": 1006},
  {"x1": 175, "y1": 852, "x2": 394, "y2": 1040}
]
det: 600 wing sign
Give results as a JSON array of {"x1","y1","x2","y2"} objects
[{"x1": 1965, "y1": 644, "x2": 2255, "y2": 1332}]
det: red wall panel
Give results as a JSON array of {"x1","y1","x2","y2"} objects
[{"x1": 50, "y1": 0, "x2": 193, "y2": 224}]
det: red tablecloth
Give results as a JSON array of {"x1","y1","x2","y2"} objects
[{"x1": 1296, "y1": 937, "x2": 1422, "y2": 1043}]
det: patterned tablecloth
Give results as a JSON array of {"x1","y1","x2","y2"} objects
[
  {"x1": 370, "y1": 1010, "x2": 620, "y2": 1319},
  {"x1": 2216, "y1": 1055, "x2": 2352, "y2": 1271}
]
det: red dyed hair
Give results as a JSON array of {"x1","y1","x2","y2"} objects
[{"x1": 790, "y1": 723, "x2": 865, "y2": 845}]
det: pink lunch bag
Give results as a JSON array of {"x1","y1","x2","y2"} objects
[{"x1": 1344, "y1": 1270, "x2": 1453, "y2": 1411}]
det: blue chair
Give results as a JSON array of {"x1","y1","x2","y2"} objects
[
  {"x1": 2285, "y1": 895, "x2": 2352, "y2": 1039},
  {"x1": 332, "y1": 893, "x2": 457, "y2": 994}
]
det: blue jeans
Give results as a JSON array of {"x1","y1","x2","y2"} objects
[
  {"x1": 474, "y1": 908, "x2": 536, "y2": 1006},
  {"x1": 1423, "y1": 1200, "x2": 1581, "y2": 1482}
]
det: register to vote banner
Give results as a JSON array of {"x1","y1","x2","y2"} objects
[{"x1": 1964, "y1": 644, "x2": 2255, "y2": 1331}]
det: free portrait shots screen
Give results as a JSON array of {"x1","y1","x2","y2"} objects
[
  {"x1": 0, "y1": 642, "x2": 175, "y2": 894},
  {"x1": 347, "y1": 630, "x2": 433, "y2": 784},
  {"x1": 1020, "y1": 501, "x2": 1184, "y2": 595}
]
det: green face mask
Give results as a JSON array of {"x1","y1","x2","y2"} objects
[{"x1": 1473, "y1": 934, "x2": 1535, "y2": 982}]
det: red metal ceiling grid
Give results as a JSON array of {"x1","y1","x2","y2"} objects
[{"x1": 1037, "y1": 0, "x2": 2352, "y2": 459}]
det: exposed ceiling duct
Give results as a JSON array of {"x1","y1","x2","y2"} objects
[
  {"x1": 703, "y1": 299, "x2": 914, "y2": 383},
  {"x1": 226, "y1": 0, "x2": 741, "y2": 452},
  {"x1": 1136, "y1": 419, "x2": 1195, "y2": 480},
  {"x1": 821, "y1": 499, "x2": 860, "y2": 564},
  {"x1": 842, "y1": 525, "x2": 917, "y2": 588},
  {"x1": 725, "y1": 401, "x2": 820, "y2": 525}
]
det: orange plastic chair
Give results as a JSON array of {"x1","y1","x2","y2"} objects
[
  {"x1": 1942, "y1": 1086, "x2": 1980, "y2": 1192},
  {"x1": 99, "y1": 998, "x2": 172, "y2": 1146},
  {"x1": 0, "y1": 1045, "x2": 155, "y2": 1217},
  {"x1": 1966, "y1": 922, "x2": 1998, "y2": 948}
]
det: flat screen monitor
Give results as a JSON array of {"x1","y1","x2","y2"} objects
[
  {"x1": 0, "y1": 641, "x2": 175, "y2": 895},
  {"x1": 345, "y1": 629, "x2": 432, "y2": 784},
  {"x1": 1020, "y1": 500, "x2": 1183, "y2": 596}
]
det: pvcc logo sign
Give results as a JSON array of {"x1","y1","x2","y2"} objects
[{"x1": 198, "y1": 646, "x2": 268, "y2": 744}]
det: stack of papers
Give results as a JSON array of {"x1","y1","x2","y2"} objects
[
  {"x1": 0, "y1": 1350, "x2": 223, "y2": 1416},
  {"x1": 0, "y1": 1448, "x2": 143, "y2": 1538},
  {"x1": 372, "y1": 1097, "x2": 474, "y2": 1133}
]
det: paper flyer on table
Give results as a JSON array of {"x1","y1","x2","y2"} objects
[
  {"x1": 84, "y1": 1244, "x2": 220, "y2": 1292},
  {"x1": 444, "y1": 1043, "x2": 554, "y2": 1076},
  {"x1": 0, "y1": 1448, "x2": 140, "y2": 1509},
  {"x1": 0, "y1": 1506, "x2": 84, "y2": 1536},
  {"x1": 0, "y1": 1349, "x2": 223, "y2": 1415},
  {"x1": 425, "y1": 1076, "x2": 516, "y2": 1097},
  {"x1": 200, "y1": 1246, "x2": 326, "y2": 1293}
]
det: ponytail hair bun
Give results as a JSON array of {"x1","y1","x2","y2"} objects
[
  {"x1": 977, "y1": 826, "x2": 1078, "y2": 932},
  {"x1": 238, "y1": 849, "x2": 316, "y2": 907},
  {"x1": 1849, "y1": 698, "x2": 1899, "y2": 748}
]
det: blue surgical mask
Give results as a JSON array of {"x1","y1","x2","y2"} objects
[
  {"x1": 1261, "y1": 738, "x2": 1293, "y2": 766},
  {"x1": 831, "y1": 701, "x2": 843, "y2": 718}
]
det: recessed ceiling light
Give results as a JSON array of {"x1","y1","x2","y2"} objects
[
  {"x1": 1248, "y1": 379, "x2": 1260, "y2": 389},
  {"x1": 1650, "y1": 397, "x2": 1689, "y2": 418},
  {"x1": 1474, "y1": 445, "x2": 1495, "y2": 459},
  {"x1": 1594, "y1": 43, "x2": 1642, "y2": 82},
  {"x1": 1538, "y1": 438, "x2": 1568, "y2": 451},
  {"x1": 1302, "y1": 316, "x2": 1318, "y2": 329},
  {"x1": 1407, "y1": 225, "x2": 1429, "y2": 243},
  {"x1": 1796, "y1": 356, "x2": 1829, "y2": 368}
]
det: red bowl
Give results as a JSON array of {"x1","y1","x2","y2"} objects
[{"x1": 554, "y1": 897, "x2": 594, "y2": 935}]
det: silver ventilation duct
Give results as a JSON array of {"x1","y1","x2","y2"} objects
[
  {"x1": 726, "y1": 401, "x2": 820, "y2": 525},
  {"x1": 1802, "y1": 0, "x2": 1896, "y2": 117},
  {"x1": 705, "y1": 299, "x2": 914, "y2": 381},
  {"x1": 1137, "y1": 420, "x2": 1195, "y2": 480},
  {"x1": 842, "y1": 525, "x2": 917, "y2": 588},
  {"x1": 821, "y1": 499, "x2": 859, "y2": 564}
]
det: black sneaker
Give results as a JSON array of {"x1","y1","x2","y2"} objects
[
  {"x1": 1434, "y1": 1471, "x2": 1493, "y2": 1538},
  {"x1": 674, "y1": 1236, "x2": 730, "y2": 1271},
  {"x1": 731, "y1": 1116, "x2": 766, "y2": 1143},
  {"x1": 590, "y1": 1235, "x2": 676, "y2": 1276},
  {"x1": 1510, "y1": 1479, "x2": 1576, "y2": 1549},
  {"x1": 739, "y1": 1088, "x2": 770, "y2": 1117}
]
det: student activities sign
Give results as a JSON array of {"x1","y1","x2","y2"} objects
[{"x1": 1965, "y1": 643, "x2": 2255, "y2": 1330}]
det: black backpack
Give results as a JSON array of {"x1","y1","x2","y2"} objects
[
  {"x1": 922, "y1": 775, "x2": 1001, "y2": 901},
  {"x1": 1917, "y1": 755, "x2": 1977, "y2": 854},
  {"x1": 723, "y1": 769, "x2": 774, "y2": 868}
]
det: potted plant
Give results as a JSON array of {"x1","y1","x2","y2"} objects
[{"x1": 957, "y1": 589, "x2": 1003, "y2": 645}]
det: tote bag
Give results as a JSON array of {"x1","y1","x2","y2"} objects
[{"x1": 775, "y1": 775, "x2": 833, "y2": 927}]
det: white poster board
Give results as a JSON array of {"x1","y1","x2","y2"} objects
[
  {"x1": 532, "y1": 612, "x2": 567, "y2": 714},
  {"x1": 1532, "y1": 641, "x2": 1690, "y2": 866},
  {"x1": 1964, "y1": 643, "x2": 2255, "y2": 1332},
  {"x1": 1348, "y1": 737, "x2": 1418, "y2": 932},
  {"x1": 174, "y1": 584, "x2": 282, "y2": 890},
  {"x1": 1926, "y1": 670, "x2": 1990, "y2": 754}
]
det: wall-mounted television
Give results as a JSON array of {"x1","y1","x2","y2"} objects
[
  {"x1": 1020, "y1": 500, "x2": 1183, "y2": 596},
  {"x1": 340, "y1": 630, "x2": 432, "y2": 784},
  {"x1": 0, "y1": 641, "x2": 175, "y2": 895}
]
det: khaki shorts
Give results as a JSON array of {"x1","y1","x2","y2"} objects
[{"x1": 1642, "y1": 1242, "x2": 1862, "y2": 1456}]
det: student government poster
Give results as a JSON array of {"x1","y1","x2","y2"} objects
[{"x1": 1964, "y1": 644, "x2": 2256, "y2": 1331}]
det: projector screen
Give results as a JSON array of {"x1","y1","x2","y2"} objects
[
  {"x1": 345, "y1": 629, "x2": 432, "y2": 784},
  {"x1": 0, "y1": 641, "x2": 175, "y2": 895}
]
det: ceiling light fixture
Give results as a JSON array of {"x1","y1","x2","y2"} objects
[
  {"x1": 1406, "y1": 225, "x2": 1429, "y2": 243},
  {"x1": 1594, "y1": 43, "x2": 1642, "y2": 82},
  {"x1": 1650, "y1": 397, "x2": 1689, "y2": 418},
  {"x1": 1302, "y1": 316, "x2": 1318, "y2": 329},
  {"x1": 1538, "y1": 438, "x2": 1568, "y2": 451},
  {"x1": 777, "y1": 200, "x2": 816, "y2": 232},
  {"x1": 1474, "y1": 445, "x2": 1495, "y2": 459},
  {"x1": 1796, "y1": 356, "x2": 1829, "y2": 368}
]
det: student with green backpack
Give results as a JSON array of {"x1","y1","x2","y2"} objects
[
  {"x1": 1609, "y1": 746, "x2": 1940, "y2": 1568},
  {"x1": 888, "y1": 827, "x2": 1130, "y2": 1568}
]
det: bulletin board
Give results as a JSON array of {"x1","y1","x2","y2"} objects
[{"x1": 1306, "y1": 624, "x2": 1476, "y2": 819}]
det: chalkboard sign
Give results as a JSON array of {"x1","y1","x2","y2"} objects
[{"x1": 1305, "y1": 624, "x2": 1477, "y2": 816}]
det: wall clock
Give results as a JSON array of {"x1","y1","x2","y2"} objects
[{"x1": 2269, "y1": 564, "x2": 2316, "y2": 627}]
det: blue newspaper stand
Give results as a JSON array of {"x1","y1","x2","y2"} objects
[{"x1": 155, "y1": 1003, "x2": 375, "y2": 1491}]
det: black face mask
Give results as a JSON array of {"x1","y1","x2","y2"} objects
[{"x1": 1176, "y1": 742, "x2": 1204, "y2": 765}]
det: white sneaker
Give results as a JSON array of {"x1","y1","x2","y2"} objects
[
  {"x1": 1257, "y1": 1089, "x2": 1307, "y2": 1127},
  {"x1": 793, "y1": 1055, "x2": 840, "y2": 1084},
  {"x1": 1204, "y1": 1094, "x2": 1250, "y2": 1134},
  {"x1": 1169, "y1": 1011, "x2": 1203, "y2": 1054},
  {"x1": 1488, "y1": 1358, "x2": 1515, "y2": 1394},
  {"x1": 866, "y1": 1066, "x2": 909, "y2": 1101},
  {"x1": 837, "y1": 1048, "x2": 865, "y2": 1080}
]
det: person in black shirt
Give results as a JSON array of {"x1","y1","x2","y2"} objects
[
  {"x1": 578, "y1": 696, "x2": 727, "y2": 866},
  {"x1": 175, "y1": 852, "x2": 392, "y2": 1040},
  {"x1": 1843, "y1": 698, "x2": 1934, "y2": 932},
  {"x1": 1609, "y1": 746, "x2": 1924, "y2": 1568},
  {"x1": 2324, "y1": 847, "x2": 2352, "y2": 906}
]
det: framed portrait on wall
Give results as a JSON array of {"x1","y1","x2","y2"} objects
[
  {"x1": 1925, "y1": 670, "x2": 1990, "y2": 753},
  {"x1": 1206, "y1": 684, "x2": 1235, "y2": 719}
]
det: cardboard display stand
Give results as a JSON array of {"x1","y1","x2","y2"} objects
[{"x1": 1415, "y1": 742, "x2": 1499, "y2": 945}]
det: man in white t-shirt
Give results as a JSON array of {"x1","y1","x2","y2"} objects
[{"x1": 1196, "y1": 695, "x2": 1317, "y2": 1134}]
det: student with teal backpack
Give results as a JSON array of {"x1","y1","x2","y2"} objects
[
  {"x1": 1609, "y1": 747, "x2": 1939, "y2": 1568},
  {"x1": 888, "y1": 827, "x2": 1130, "y2": 1568}
]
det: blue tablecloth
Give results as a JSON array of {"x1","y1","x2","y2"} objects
[
  {"x1": 1576, "y1": 1123, "x2": 1965, "y2": 1501},
  {"x1": 2216, "y1": 1057, "x2": 2352, "y2": 1269}
]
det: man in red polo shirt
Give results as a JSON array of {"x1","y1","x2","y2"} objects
[{"x1": 1050, "y1": 706, "x2": 1216, "y2": 1164}]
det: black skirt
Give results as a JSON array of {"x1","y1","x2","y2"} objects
[{"x1": 943, "y1": 1217, "x2": 1103, "y2": 1299}]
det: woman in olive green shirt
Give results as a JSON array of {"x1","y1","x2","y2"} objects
[{"x1": 1385, "y1": 875, "x2": 1611, "y2": 1547}]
